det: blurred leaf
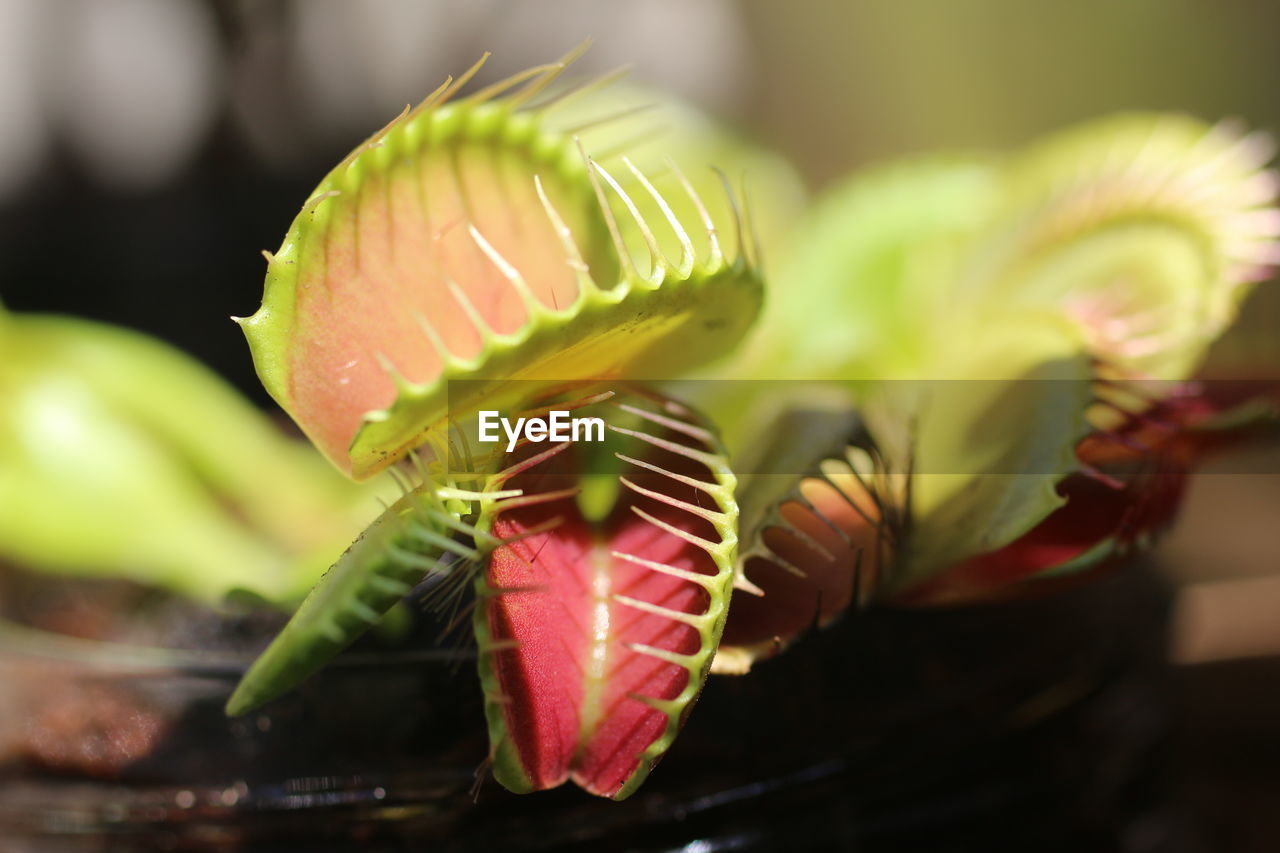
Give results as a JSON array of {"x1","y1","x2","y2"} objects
[
  {"x1": 744, "y1": 155, "x2": 1000, "y2": 380},
  {"x1": 968, "y1": 113, "x2": 1280, "y2": 379},
  {"x1": 880, "y1": 314, "x2": 1094, "y2": 592},
  {"x1": 0, "y1": 314, "x2": 377, "y2": 602}
]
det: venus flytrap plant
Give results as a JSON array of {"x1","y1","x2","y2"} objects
[
  {"x1": 226, "y1": 49, "x2": 759, "y2": 799},
  {"x1": 716, "y1": 113, "x2": 1280, "y2": 665},
  {"x1": 5, "y1": 30, "x2": 1278, "y2": 822},
  {"x1": 472, "y1": 388, "x2": 738, "y2": 799},
  {"x1": 222, "y1": 43, "x2": 1279, "y2": 801},
  {"x1": 237, "y1": 46, "x2": 760, "y2": 480},
  {"x1": 971, "y1": 114, "x2": 1280, "y2": 381}
]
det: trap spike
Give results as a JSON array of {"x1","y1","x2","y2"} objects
[
  {"x1": 611, "y1": 550, "x2": 716, "y2": 587},
  {"x1": 509, "y1": 39, "x2": 592, "y2": 109},
  {"x1": 535, "y1": 64, "x2": 631, "y2": 115},
  {"x1": 613, "y1": 400, "x2": 716, "y2": 444},
  {"x1": 614, "y1": 452, "x2": 716, "y2": 494},
  {"x1": 433, "y1": 52, "x2": 491, "y2": 108},
  {"x1": 618, "y1": 476, "x2": 726, "y2": 523},
  {"x1": 533, "y1": 174, "x2": 598, "y2": 293},
  {"x1": 492, "y1": 440, "x2": 574, "y2": 483},
  {"x1": 446, "y1": 279, "x2": 496, "y2": 342},
  {"x1": 670, "y1": 160, "x2": 722, "y2": 268},
  {"x1": 738, "y1": 171, "x2": 763, "y2": 270},
  {"x1": 625, "y1": 642, "x2": 697, "y2": 667},
  {"x1": 712, "y1": 166, "x2": 749, "y2": 266},
  {"x1": 468, "y1": 224, "x2": 542, "y2": 315},
  {"x1": 613, "y1": 594, "x2": 703, "y2": 626},
  {"x1": 576, "y1": 137, "x2": 639, "y2": 281},
  {"x1": 494, "y1": 487, "x2": 581, "y2": 512},
  {"x1": 413, "y1": 311, "x2": 453, "y2": 362},
  {"x1": 629, "y1": 505, "x2": 722, "y2": 556},
  {"x1": 608, "y1": 424, "x2": 718, "y2": 468},
  {"x1": 465, "y1": 63, "x2": 560, "y2": 105},
  {"x1": 563, "y1": 102, "x2": 660, "y2": 136},
  {"x1": 624, "y1": 156, "x2": 695, "y2": 275}
]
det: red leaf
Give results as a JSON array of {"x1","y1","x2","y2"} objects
[{"x1": 474, "y1": 399, "x2": 736, "y2": 798}]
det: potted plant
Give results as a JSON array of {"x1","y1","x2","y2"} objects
[{"x1": 2, "y1": 46, "x2": 1277, "y2": 850}]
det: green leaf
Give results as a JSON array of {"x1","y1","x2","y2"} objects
[
  {"x1": 883, "y1": 315, "x2": 1095, "y2": 592},
  {"x1": 0, "y1": 314, "x2": 373, "y2": 602},
  {"x1": 226, "y1": 471, "x2": 501, "y2": 716},
  {"x1": 741, "y1": 155, "x2": 1001, "y2": 381}
]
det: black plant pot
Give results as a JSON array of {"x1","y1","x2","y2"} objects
[{"x1": 0, "y1": 560, "x2": 1173, "y2": 852}]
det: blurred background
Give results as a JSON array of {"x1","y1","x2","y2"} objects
[
  {"x1": 5, "y1": 0, "x2": 1280, "y2": 397},
  {"x1": 1, "y1": 0, "x2": 1279, "y2": 848}
]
